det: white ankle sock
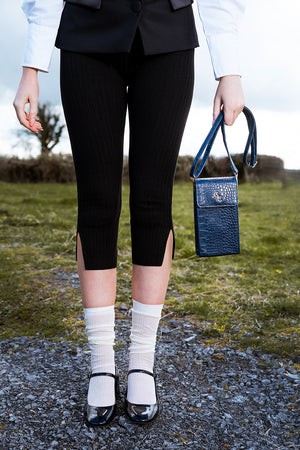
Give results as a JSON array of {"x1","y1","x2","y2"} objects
[
  {"x1": 84, "y1": 305, "x2": 115, "y2": 407},
  {"x1": 127, "y1": 299, "x2": 163, "y2": 404}
]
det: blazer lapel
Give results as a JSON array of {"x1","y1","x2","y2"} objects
[
  {"x1": 65, "y1": 0, "x2": 101, "y2": 9},
  {"x1": 169, "y1": 0, "x2": 193, "y2": 10}
]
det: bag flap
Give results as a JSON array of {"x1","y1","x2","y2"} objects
[{"x1": 194, "y1": 177, "x2": 238, "y2": 208}]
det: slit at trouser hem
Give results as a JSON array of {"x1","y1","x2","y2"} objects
[
  {"x1": 75, "y1": 228, "x2": 119, "y2": 270},
  {"x1": 131, "y1": 225, "x2": 176, "y2": 267},
  {"x1": 127, "y1": 43, "x2": 194, "y2": 268}
]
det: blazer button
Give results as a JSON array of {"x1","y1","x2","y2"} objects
[{"x1": 131, "y1": 0, "x2": 142, "y2": 13}]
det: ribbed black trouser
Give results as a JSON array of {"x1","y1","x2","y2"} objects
[{"x1": 60, "y1": 29, "x2": 194, "y2": 270}]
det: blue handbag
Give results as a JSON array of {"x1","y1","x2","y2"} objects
[{"x1": 190, "y1": 106, "x2": 257, "y2": 257}]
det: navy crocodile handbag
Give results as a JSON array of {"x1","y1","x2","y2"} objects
[{"x1": 190, "y1": 106, "x2": 257, "y2": 257}]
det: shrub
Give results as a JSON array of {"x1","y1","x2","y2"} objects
[
  {"x1": 0, "y1": 154, "x2": 76, "y2": 183},
  {"x1": 0, "y1": 153, "x2": 291, "y2": 183}
]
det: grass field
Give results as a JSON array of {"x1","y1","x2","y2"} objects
[{"x1": 0, "y1": 180, "x2": 299, "y2": 363}]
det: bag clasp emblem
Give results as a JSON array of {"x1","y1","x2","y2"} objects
[{"x1": 213, "y1": 192, "x2": 223, "y2": 203}]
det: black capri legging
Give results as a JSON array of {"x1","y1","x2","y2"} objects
[{"x1": 60, "y1": 29, "x2": 194, "y2": 270}]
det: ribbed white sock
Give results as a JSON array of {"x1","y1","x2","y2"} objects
[
  {"x1": 84, "y1": 305, "x2": 115, "y2": 407},
  {"x1": 127, "y1": 299, "x2": 163, "y2": 404}
]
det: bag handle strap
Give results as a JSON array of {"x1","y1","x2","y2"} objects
[
  {"x1": 241, "y1": 106, "x2": 257, "y2": 168},
  {"x1": 190, "y1": 106, "x2": 257, "y2": 180}
]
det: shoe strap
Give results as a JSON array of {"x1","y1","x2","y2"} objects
[
  {"x1": 128, "y1": 369, "x2": 155, "y2": 378},
  {"x1": 89, "y1": 372, "x2": 117, "y2": 380}
]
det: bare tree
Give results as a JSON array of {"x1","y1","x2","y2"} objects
[
  {"x1": 15, "y1": 102, "x2": 65, "y2": 156},
  {"x1": 38, "y1": 102, "x2": 65, "y2": 154}
]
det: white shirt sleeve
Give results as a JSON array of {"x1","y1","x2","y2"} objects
[
  {"x1": 21, "y1": 0, "x2": 246, "y2": 76},
  {"x1": 21, "y1": 0, "x2": 64, "y2": 72},
  {"x1": 196, "y1": 0, "x2": 246, "y2": 80}
]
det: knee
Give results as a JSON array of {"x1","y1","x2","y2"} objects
[
  {"x1": 79, "y1": 190, "x2": 122, "y2": 227},
  {"x1": 130, "y1": 195, "x2": 172, "y2": 228}
]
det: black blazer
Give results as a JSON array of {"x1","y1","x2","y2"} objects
[{"x1": 55, "y1": 0, "x2": 199, "y2": 55}]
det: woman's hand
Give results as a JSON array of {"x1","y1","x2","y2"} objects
[
  {"x1": 13, "y1": 67, "x2": 43, "y2": 134},
  {"x1": 213, "y1": 75, "x2": 245, "y2": 126}
]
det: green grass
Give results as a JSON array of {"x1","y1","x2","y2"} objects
[{"x1": 0, "y1": 180, "x2": 299, "y2": 363}]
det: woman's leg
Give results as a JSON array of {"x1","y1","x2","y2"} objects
[
  {"x1": 126, "y1": 47, "x2": 195, "y2": 404},
  {"x1": 60, "y1": 49, "x2": 127, "y2": 408},
  {"x1": 77, "y1": 234, "x2": 116, "y2": 308},
  {"x1": 77, "y1": 235, "x2": 117, "y2": 409},
  {"x1": 127, "y1": 234, "x2": 173, "y2": 406},
  {"x1": 131, "y1": 229, "x2": 173, "y2": 304},
  {"x1": 60, "y1": 49, "x2": 127, "y2": 272}
]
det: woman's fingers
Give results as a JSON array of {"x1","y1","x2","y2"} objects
[
  {"x1": 13, "y1": 96, "x2": 40, "y2": 133},
  {"x1": 223, "y1": 104, "x2": 241, "y2": 126},
  {"x1": 13, "y1": 95, "x2": 28, "y2": 127},
  {"x1": 213, "y1": 75, "x2": 245, "y2": 126},
  {"x1": 13, "y1": 67, "x2": 42, "y2": 134},
  {"x1": 212, "y1": 94, "x2": 222, "y2": 125},
  {"x1": 25, "y1": 112, "x2": 43, "y2": 132},
  {"x1": 14, "y1": 98, "x2": 40, "y2": 133},
  {"x1": 28, "y1": 97, "x2": 38, "y2": 127},
  {"x1": 223, "y1": 105, "x2": 235, "y2": 126}
]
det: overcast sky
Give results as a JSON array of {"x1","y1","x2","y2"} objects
[{"x1": 0, "y1": 0, "x2": 300, "y2": 168}]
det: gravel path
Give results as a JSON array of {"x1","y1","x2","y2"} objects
[{"x1": 1, "y1": 311, "x2": 299, "y2": 450}]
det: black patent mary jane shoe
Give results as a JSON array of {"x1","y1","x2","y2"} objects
[
  {"x1": 85, "y1": 372, "x2": 119, "y2": 427},
  {"x1": 125, "y1": 369, "x2": 159, "y2": 424}
]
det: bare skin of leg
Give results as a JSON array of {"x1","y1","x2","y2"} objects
[
  {"x1": 132, "y1": 230, "x2": 173, "y2": 305},
  {"x1": 77, "y1": 230, "x2": 173, "y2": 308},
  {"x1": 77, "y1": 233, "x2": 116, "y2": 308}
]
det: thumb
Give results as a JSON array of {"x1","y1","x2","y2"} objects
[
  {"x1": 223, "y1": 105, "x2": 235, "y2": 126},
  {"x1": 29, "y1": 100, "x2": 38, "y2": 127}
]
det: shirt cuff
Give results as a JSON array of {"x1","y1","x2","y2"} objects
[
  {"x1": 22, "y1": 22, "x2": 58, "y2": 73},
  {"x1": 205, "y1": 32, "x2": 242, "y2": 80}
]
